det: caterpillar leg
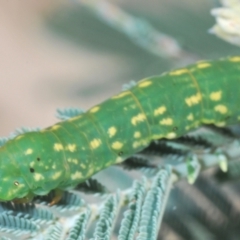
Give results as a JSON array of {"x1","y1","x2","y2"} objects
[
  {"x1": 49, "y1": 189, "x2": 63, "y2": 206},
  {"x1": 12, "y1": 192, "x2": 34, "y2": 204}
]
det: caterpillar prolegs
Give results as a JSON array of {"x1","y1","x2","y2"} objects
[{"x1": 1, "y1": 56, "x2": 240, "y2": 202}]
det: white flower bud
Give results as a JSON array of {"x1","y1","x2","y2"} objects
[{"x1": 210, "y1": 1, "x2": 240, "y2": 46}]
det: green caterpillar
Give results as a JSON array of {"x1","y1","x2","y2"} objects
[{"x1": 1, "y1": 56, "x2": 240, "y2": 202}]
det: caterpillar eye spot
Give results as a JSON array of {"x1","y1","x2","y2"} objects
[
  {"x1": 37, "y1": 157, "x2": 40, "y2": 161},
  {"x1": 118, "y1": 151, "x2": 123, "y2": 156},
  {"x1": 14, "y1": 181, "x2": 19, "y2": 186},
  {"x1": 30, "y1": 168, "x2": 35, "y2": 173}
]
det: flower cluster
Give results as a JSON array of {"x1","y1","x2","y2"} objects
[{"x1": 210, "y1": 0, "x2": 240, "y2": 46}]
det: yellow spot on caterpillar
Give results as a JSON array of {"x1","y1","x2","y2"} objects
[
  {"x1": 68, "y1": 116, "x2": 82, "y2": 122},
  {"x1": 51, "y1": 125, "x2": 60, "y2": 130},
  {"x1": 90, "y1": 139, "x2": 101, "y2": 149},
  {"x1": 134, "y1": 131, "x2": 141, "y2": 138},
  {"x1": 160, "y1": 118, "x2": 173, "y2": 125},
  {"x1": 214, "y1": 105, "x2": 228, "y2": 114},
  {"x1": 132, "y1": 141, "x2": 141, "y2": 149},
  {"x1": 166, "y1": 132, "x2": 177, "y2": 139},
  {"x1": 154, "y1": 106, "x2": 166, "y2": 116},
  {"x1": 152, "y1": 134, "x2": 163, "y2": 139},
  {"x1": 71, "y1": 171, "x2": 83, "y2": 180},
  {"x1": 238, "y1": 116, "x2": 240, "y2": 120},
  {"x1": 138, "y1": 81, "x2": 152, "y2": 88},
  {"x1": 52, "y1": 171, "x2": 62, "y2": 180},
  {"x1": 25, "y1": 148, "x2": 33, "y2": 155},
  {"x1": 16, "y1": 135, "x2": 24, "y2": 140},
  {"x1": 115, "y1": 156, "x2": 123, "y2": 163},
  {"x1": 131, "y1": 113, "x2": 146, "y2": 125},
  {"x1": 66, "y1": 144, "x2": 77, "y2": 152},
  {"x1": 215, "y1": 121, "x2": 226, "y2": 127},
  {"x1": 210, "y1": 91, "x2": 222, "y2": 101},
  {"x1": 197, "y1": 62, "x2": 211, "y2": 69},
  {"x1": 68, "y1": 158, "x2": 78, "y2": 164},
  {"x1": 111, "y1": 141, "x2": 123, "y2": 150},
  {"x1": 95, "y1": 166, "x2": 101, "y2": 171},
  {"x1": 108, "y1": 127, "x2": 117, "y2": 138},
  {"x1": 229, "y1": 56, "x2": 240, "y2": 62},
  {"x1": 187, "y1": 113, "x2": 194, "y2": 121},
  {"x1": 87, "y1": 168, "x2": 94, "y2": 176},
  {"x1": 73, "y1": 159, "x2": 78, "y2": 164},
  {"x1": 54, "y1": 143, "x2": 64, "y2": 151},
  {"x1": 202, "y1": 119, "x2": 215, "y2": 124},
  {"x1": 169, "y1": 68, "x2": 188, "y2": 76},
  {"x1": 30, "y1": 161, "x2": 35, "y2": 167},
  {"x1": 185, "y1": 93, "x2": 202, "y2": 107},
  {"x1": 132, "y1": 139, "x2": 149, "y2": 149},
  {"x1": 89, "y1": 106, "x2": 100, "y2": 113},
  {"x1": 105, "y1": 161, "x2": 112, "y2": 167},
  {"x1": 52, "y1": 164, "x2": 56, "y2": 169},
  {"x1": 129, "y1": 104, "x2": 137, "y2": 109},
  {"x1": 10, "y1": 183, "x2": 25, "y2": 196},
  {"x1": 80, "y1": 163, "x2": 86, "y2": 169},
  {"x1": 112, "y1": 91, "x2": 130, "y2": 99},
  {"x1": 185, "y1": 121, "x2": 199, "y2": 131},
  {"x1": 34, "y1": 173, "x2": 44, "y2": 181},
  {"x1": 189, "y1": 67, "x2": 197, "y2": 72}
]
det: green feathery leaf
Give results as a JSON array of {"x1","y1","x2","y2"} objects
[
  {"x1": 66, "y1": 209, "x2": 91, "y2": 240},
  {"x1": 118, "y1": 178, "x2": 146, "y2": 240},
  {"x1": 56, "y1": 108, "x2": 85, "y2": 120},
  {"x1": 91, "y1": 192, "x2": 120, "y2": 240},
  {"x1": 45, "y1": 223, "x2": 63, "y2": 240},
  {"x1": 0, "y1": 213, "x2": 39, "y2": 238},
  {"x1": 136, "y1": 166, "x2": 172, "y2": 240}
]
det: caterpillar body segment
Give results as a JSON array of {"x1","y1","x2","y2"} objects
[{"x1": 0, "y1": 56, "x2": 240, "y2": 201}]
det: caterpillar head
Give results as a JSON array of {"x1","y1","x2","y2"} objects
[
  {"x1": 0, "y1": 130, "x2": 67, "y2": 201},
  {"x1": 0, "y1": 141, "x2": 30, "y2": 201}
]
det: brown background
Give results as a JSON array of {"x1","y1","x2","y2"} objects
[{"x1": 0, "y1": 0, "x2": 239, "y2": 136}]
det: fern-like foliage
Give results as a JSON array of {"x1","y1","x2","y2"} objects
[
  {"x1": 66, "y1": 209, "x2": 91, "y2": 240},
  {"x1": 0, "y1": 213, "x2": 38, "y2": 239},
  {"x1": 10, "y1": 127, "x2": 41, "y2": 139},
  {"x1": 118, "y1": 179, "x2": 146, "y2": 240},
  {"x1": 136, "y1": 167, "x2": 172, "y2": 240},
  {"x1": 45, "y1": 223, "x2": 63, "y2": 240},
  {"x1": 56, "y1": 108, "x2": 85, "y2": 120},
  {"x1": 91, "y1": 192, "x2": 121, "y2": 240}
]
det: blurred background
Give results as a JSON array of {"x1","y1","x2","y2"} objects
[
  {"x1": 1, "y1": 0, "x2": 240, "y2": 136},
  {"x1": 1, "y1": 1, "x2": 240, "y2": 239}
]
